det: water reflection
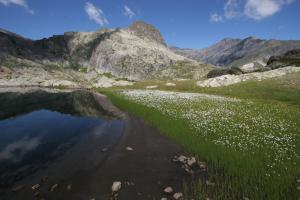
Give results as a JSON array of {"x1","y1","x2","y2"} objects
[
  {"x1": 0, "y1": 89, "x2": 125, "y2": 186},
  {"x1": 0, "y1": 136, "x2": 41, "y2": 162}
]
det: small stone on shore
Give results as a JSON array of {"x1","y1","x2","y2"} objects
[
  {"x1": 173, "y1": 192, "x2": 183, "y2": 199},
  {"x1": 32, "y1": 184, "x2": 40, "y2": 190},
  {"x1": 126, "y1": 146, "x2": 133, "y2": 151},
  {"x1": 112, "y1": 181, "x2": 122, "y2": 193},
  {"x1": 50, "y1": 184, "x2": 58, "y2": 192},
  {"x1": 163, "y1": 186, "x2": 173, "y2": 194},
  {"x1": 11, "y1": 185, "x2": 24, "y2": 192},
  {"x1": 67, "y1": 184, "x2": 72, "y2": 191}
]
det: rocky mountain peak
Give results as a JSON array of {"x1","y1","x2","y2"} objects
[{"x1": 128, "y1": 21, "x2": 166, "y2": 46}]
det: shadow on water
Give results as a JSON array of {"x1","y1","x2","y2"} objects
[{"x1": 0, "y1": 89, "x2": 126, "y2": 188}]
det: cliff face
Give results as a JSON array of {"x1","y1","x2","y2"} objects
[{"x1": 0, "y1": 21, "x2": 212, "y2": 81}]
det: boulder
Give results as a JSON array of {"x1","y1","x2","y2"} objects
[{"x1": 112, "y1": 181, "x2": 122, "y2": 193}]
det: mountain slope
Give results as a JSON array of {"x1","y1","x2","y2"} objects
[
  {"x1": 0, "y1": 21, "x2": 212, "y2": 82},
  {"x1": 171, "y1": 37, "x2": 300, "y2": 67}
]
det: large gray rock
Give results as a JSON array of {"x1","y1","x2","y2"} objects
[{"x1": 197, "y1": 66, "x2": 300, "y2": 87}]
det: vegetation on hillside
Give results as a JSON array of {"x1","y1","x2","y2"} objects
[{"x1": 102, "y1": 72, "x2": 300, "y2": 200}]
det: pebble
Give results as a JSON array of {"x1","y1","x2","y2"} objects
[
  {"x1": 50, "y1": 184, "x2": 58, "y2": 192},
  {"x1": 173, "y1": 192, "x2": 183, "y2": 199},
  {"x1": 32, "y1": 184, "x2": 40, "y2": 190},
  {"x1": 125, "y1": 181, "x2": 134, "y2": 186},
  {"x1": 177, "y1": 155, "x2": 187, "y2": 163},
  {"x1": 112, "y1": 181, "x2": 122, "y2": 193},
  {"x1": 67, "y1": 184, "x2": 72, "y2": 191},
  {"x1": 163, "y1": 186, "x2": 173, "y2": 194},
  {"x1": 11, "y1": 185, "x2": 24, "y2": 192},
  {"x1": 187, "y1": 157, "x2": 197, "y2": 166},
  {"x1": 126, "y1": 146, "x2": 133, "y2": 151}
]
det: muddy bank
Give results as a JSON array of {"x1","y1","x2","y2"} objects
[{"x1": 0, "y1": 89, "x2": 203, "y2": 200}]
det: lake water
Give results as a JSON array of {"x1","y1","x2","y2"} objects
[{"x1": 0, "y1": 89, "x2": 126, "y2": 188}]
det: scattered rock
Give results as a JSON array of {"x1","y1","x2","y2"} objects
[
  {"x1": 101, "y1": 148, "x2": 108, "y2": 152},
  {"x1": 187, "y1": 157, "x2": 196, "y2": 166},
  {"x1": 146, "y1": 85, "x2": 158, "y2": 89},
  {"x1": 177, "y1": 155, "x2": 187, "y2": 163},
  {"x1": 11, "y1": 185, "x2": 25, "y2": 192},
  {"x1": 197, "y1": 66, "x2": 300, "y2": 87},
  {"x1": 163, "y1": 186, "x2": 173, "y2": 194},
  {"x1": 124, "y1": 181, "x2": 135, "y2": 186},
  {"x1": 126, "y1": 146, "x2": 133, "y2": 151},
  {"x1": 50, "y1": 184, "x2": 58, "y2": 192},
  {"x1": 67, "y1": 184, "x2": 72, "y2": 191},
  {"x1": 32, "y1": 184, "x2": 40, "y2": 190},
  {"x1": 165, "y1": 82, "x2": 176, "y2": 87},
  {"x1": 161, "y1": 198, "x2": 168, "y2": 200},
  {"x1": 173, "y1": 192, "x2": 183, "y2": 199},
  {"x1": 112, "y1": 181, "x2": 122, "y2": 193}
]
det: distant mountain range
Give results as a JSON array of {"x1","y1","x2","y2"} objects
[{"x1": 171, "y1": 37, "x2": 300, "y2": 67}]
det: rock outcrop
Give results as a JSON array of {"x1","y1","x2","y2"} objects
[
  {"x1": 267, "y1": 49, "x2": 300, "y2": 69},
  {"x1": 197, "y1": 66, "x2": 300, "y2": 87},
  {"x1": 0, "y1": 21, "x2": 212, "y2": 87}
]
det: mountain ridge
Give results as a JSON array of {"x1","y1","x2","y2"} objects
[
  {"x1": 171, "y1": 37, "x2": 300, "y2": 67},
  {"x1": 0, "y1": 21, "x2": 213, "y2": 88}
]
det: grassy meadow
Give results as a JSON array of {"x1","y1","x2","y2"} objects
[{"x1": 101, "y1": 72, "x2": 300, "y2": 200}]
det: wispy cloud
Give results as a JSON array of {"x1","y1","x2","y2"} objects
[
  {"x1": 123, "y1": 5, "x2": 135, "y2": 19},
  {"x1": 224, "y1": 0, "x2": 241, "y2": 19},
  {"x1": 210, "y1": 13, "x2": 223, "y2": 22},
  {"x1": 210, "y1": 0, "x2": 294, "y2": 22},
  {"x1": 85, "y1": 2, "x2": 109, "y2": 26},
  {"x1": 0, "y1": 137, "x2": 40, "y2": 162},
  {"x1": 244, "y1": 0, "x2": 294, "y2": 20},
  {"x1": 0, "y1": 0, "x2": 34, "y2": 14}
]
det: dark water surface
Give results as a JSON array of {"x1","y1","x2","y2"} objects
[
  {"x1": 0, "y1": 89, "x2": 192, "y2": 200},
  {"x1": 0, "y1": 89, "x2": 125, "y2": 193}
]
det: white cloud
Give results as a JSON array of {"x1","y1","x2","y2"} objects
[
  {"x1": 210, "y1": 13, "x2": 223, "y2": 22},
  {"x1": 0, "y1": 137, "x2": 40, "y2": 162},
  {"x1": 244, "y1": 0, "x2": 294, "y2": 20},
  {"x1": 0, "y1": 0, "x2": 34, "y2": 14},
  {"x1": 210, "y1": 0, "x2": 294, "y2": 22},
  {"x1": 85, "y1": 2, "x2": 109, "y2": 26},
  {"x1": 224, "y1": 0, "x2": 241, "y2": 19},
  {"x1": 123, "y1": 5, "x2": 135, "y2": 19}
]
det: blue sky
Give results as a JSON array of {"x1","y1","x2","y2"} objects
[{"x1": 0, "y1": 0, "x2": 299, "y2": 48}]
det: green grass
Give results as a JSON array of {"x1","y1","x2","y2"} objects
[
  {"x1": 111, "y1": 71, "x2": 300, "y2": 106},
  {"x1": 101, "y1": 72, "x2": 300, "y2": 200}
]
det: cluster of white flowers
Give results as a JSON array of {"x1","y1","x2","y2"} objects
[{"x1": 119, "y1": 90, "x2": 300, "y2": 175}]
